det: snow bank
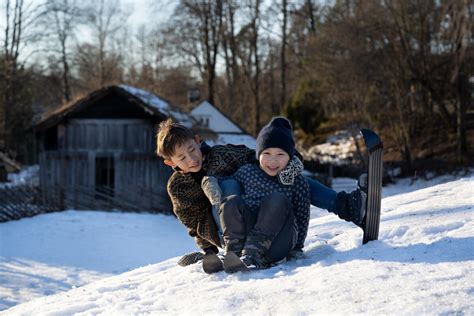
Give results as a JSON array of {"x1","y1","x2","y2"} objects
[
  {"x1": 0, "y1": 165, "x2": 39, "y2": 188},
  {"x1": 4, "y1": 176, "x2": 473, "y2": 315},
  {"x1": 0, "y1": 211, "x2": 198, "y2": 310},
  {"x1": 301, "y1": 130, "x2": 360, "y2": 165}
]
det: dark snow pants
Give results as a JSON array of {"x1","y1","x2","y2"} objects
[{"x1": 220, "y1": 192, "x2": 297, "y2": 263}]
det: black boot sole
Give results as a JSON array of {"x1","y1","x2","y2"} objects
[
  {"x1": 202, "y1": 253, "x2": 224, "y2": 274},
  {"x1": 223, "y1": 252, "x2": 249, "y2": 273}
]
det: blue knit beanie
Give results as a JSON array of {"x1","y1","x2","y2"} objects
[{"x1": 256, "y1": 117, "x2": 295, "y2": 158}]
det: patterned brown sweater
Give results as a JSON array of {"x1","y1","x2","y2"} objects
[{"x1": 167, "y1": 143, "x2": 256, "y2": 250}]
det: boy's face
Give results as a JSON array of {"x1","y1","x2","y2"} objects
[
  {"x1": 164, "y1": 136, "x2": 203, "y2": 173},
  {"x1": 259, "y1": 147, "x2": 290, "y2": 176}
]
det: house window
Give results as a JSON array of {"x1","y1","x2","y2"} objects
[
  {"x1": 197, "y1": 115, "x2": 210, "y2": 127},
  {"x1": 188, "y1": 89, "x2": 201, "y2": 102},
  {"x1": 95, "y1": 156, "x2": 115, "y2": 198}
]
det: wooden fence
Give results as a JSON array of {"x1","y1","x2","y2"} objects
[
  {"x1": 59, "y1": 184, "x2": 173, "y2": 214},
  {"x1": 0, "y1": 183, "x2": 173, "y2": 223},
  {"x1": 0, "y1": 184, "x2": 59, "y2": 222}
]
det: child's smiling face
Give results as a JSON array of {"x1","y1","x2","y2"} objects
[
  {"x1": 165, "y1": 137, "x2": 203, "y2": 173},
  {"x1": 259, "y1": 147, "x2": 290, "y2": 176}
]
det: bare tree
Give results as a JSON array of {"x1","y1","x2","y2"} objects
[
  {"x1": 440, "y1": 0, "x2": 473, "y2": 161},
  {"x1": 280, "y1": 0, "x2": 288, "y2": 112},
  {"x1": 221, "y1": 0, "x2": 240, "y2": 111},
  {"x1": 236, "y1": 0, "x2": 262, "y2": 134},
  {"x1": 85, "y1": 0, "x2": 128, "y2": 87},
  {"x1": 2, "y1": 0, "x2": 24, "y2": 151},
  {"x1": 42, "y1": 0, "x2": 82, "y2": 102},
  {"x1": 163, "y1": 0, "x2": 224, "y2": 105},
  {"x1": 127, "y1": 25, "x2": 156, "y2": 91},
  {"x1": 2, "y1": 0, "x2": 44, "y2": 158}
]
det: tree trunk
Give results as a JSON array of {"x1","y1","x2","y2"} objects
[
  {"x1": 223, "y1": 36, "x2": 234, "y2": 109},
  {"x1": 280, "y1": 0, "x2": 287, "y2": 113},
  {"x1": 270, "y1": 42, "x2": 277, "y2": 115},
  {"x1": 456, "y1": 70, "x2": 468, "y2": 162},
  {"x1": 252, "y1": 0, "x2": 261, "y2": 134},
  {"x1": 61, "y1": 43, "x2": 71, "y2": 102}
]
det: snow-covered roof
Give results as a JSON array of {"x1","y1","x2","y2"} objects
[
  {"x1": 203, "y1": 133, "x2": 256, "y2": 149},
  {"x1": 190, "y1": 101, "x2": 255, "y2": 148},
  {"x1": 36, "y1": 85, "x2": 195, "y2": 130},
  {"x1": 119, "y1": 85, "x2": 194, "y2": 127},
  {"x1": 191, "y1": 101, "x2": 245, "y2": 133}
]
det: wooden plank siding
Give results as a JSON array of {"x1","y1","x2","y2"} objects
[
  {"x1": 64, "y1": 119, "x2": 155, "y2": 152},
  {"x1": 39, "y1": 119, "x2": 173, "y2": 214}
]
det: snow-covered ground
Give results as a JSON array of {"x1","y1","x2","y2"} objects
[
  {"x1": 1, "y1": 174, "x2": 473, "y2": 314},
  {"x1": 0, "y1": 212, "x2": 198, "y2": 310}
]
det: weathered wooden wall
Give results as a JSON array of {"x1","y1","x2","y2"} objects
[
  {"x1": 39, "y1": 119, "x2": 173, "y2": 213},
  {"x1": 63, "y1": 119, "x2": 156, "y2": 152}
]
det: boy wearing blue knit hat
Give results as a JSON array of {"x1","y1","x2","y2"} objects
[{"x1": 217, "y1": 116, "x2": 311, "y2": 272}]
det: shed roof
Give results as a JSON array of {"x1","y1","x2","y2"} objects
[{"x1": 35, "y1": 85, "x2": 195, "y2": 131}]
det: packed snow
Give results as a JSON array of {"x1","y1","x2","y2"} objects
[
  {"x1": 302, "y1": 130, "x2": 360, "y2": 165},
  {"x1": 0, "y1": 165, "x2": 38, "y2": 188},
  {"x1": 0, "y1": 212, "x2": 198, "y2": 310},
  {"x1": 1, "y1": 173, "x2": 473, "y2": 314}
]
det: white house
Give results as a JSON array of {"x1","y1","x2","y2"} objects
[{"x1": 191, "y1": 101, "x2": 256, "y2": 149}]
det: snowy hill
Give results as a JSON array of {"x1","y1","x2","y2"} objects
[{"x1": 3, "y1": 176, "x2": 474, "y2": 315}]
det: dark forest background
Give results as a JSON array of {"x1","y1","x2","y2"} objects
[{"x1": 1, "y1": 0, "x2": 473, "y2": 176}]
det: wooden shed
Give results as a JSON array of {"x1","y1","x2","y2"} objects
[{"x1": 34, "y1": 85, "x2": 197, "y2": 213}]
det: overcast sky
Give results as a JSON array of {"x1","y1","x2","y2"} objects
[
  {"x1": 124, "y1": 0, "x2": 177, "y2": 28},
  {"x1": 0, "y1": 0, "x2": 178, "y2": 66}
]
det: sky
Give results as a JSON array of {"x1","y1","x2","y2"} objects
[
  {"x1": 0, "y1": 0, "x2": 306, "y2": 73},
  {"x1": 123, "y1": 0, "x2": 176, "y2": 29},
  {"x1": 0, "y1": 0, "x2": 177, "y2": 66},
  {"x1": 0, "y1": 0, "x2": 176, "y2": 29}
]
